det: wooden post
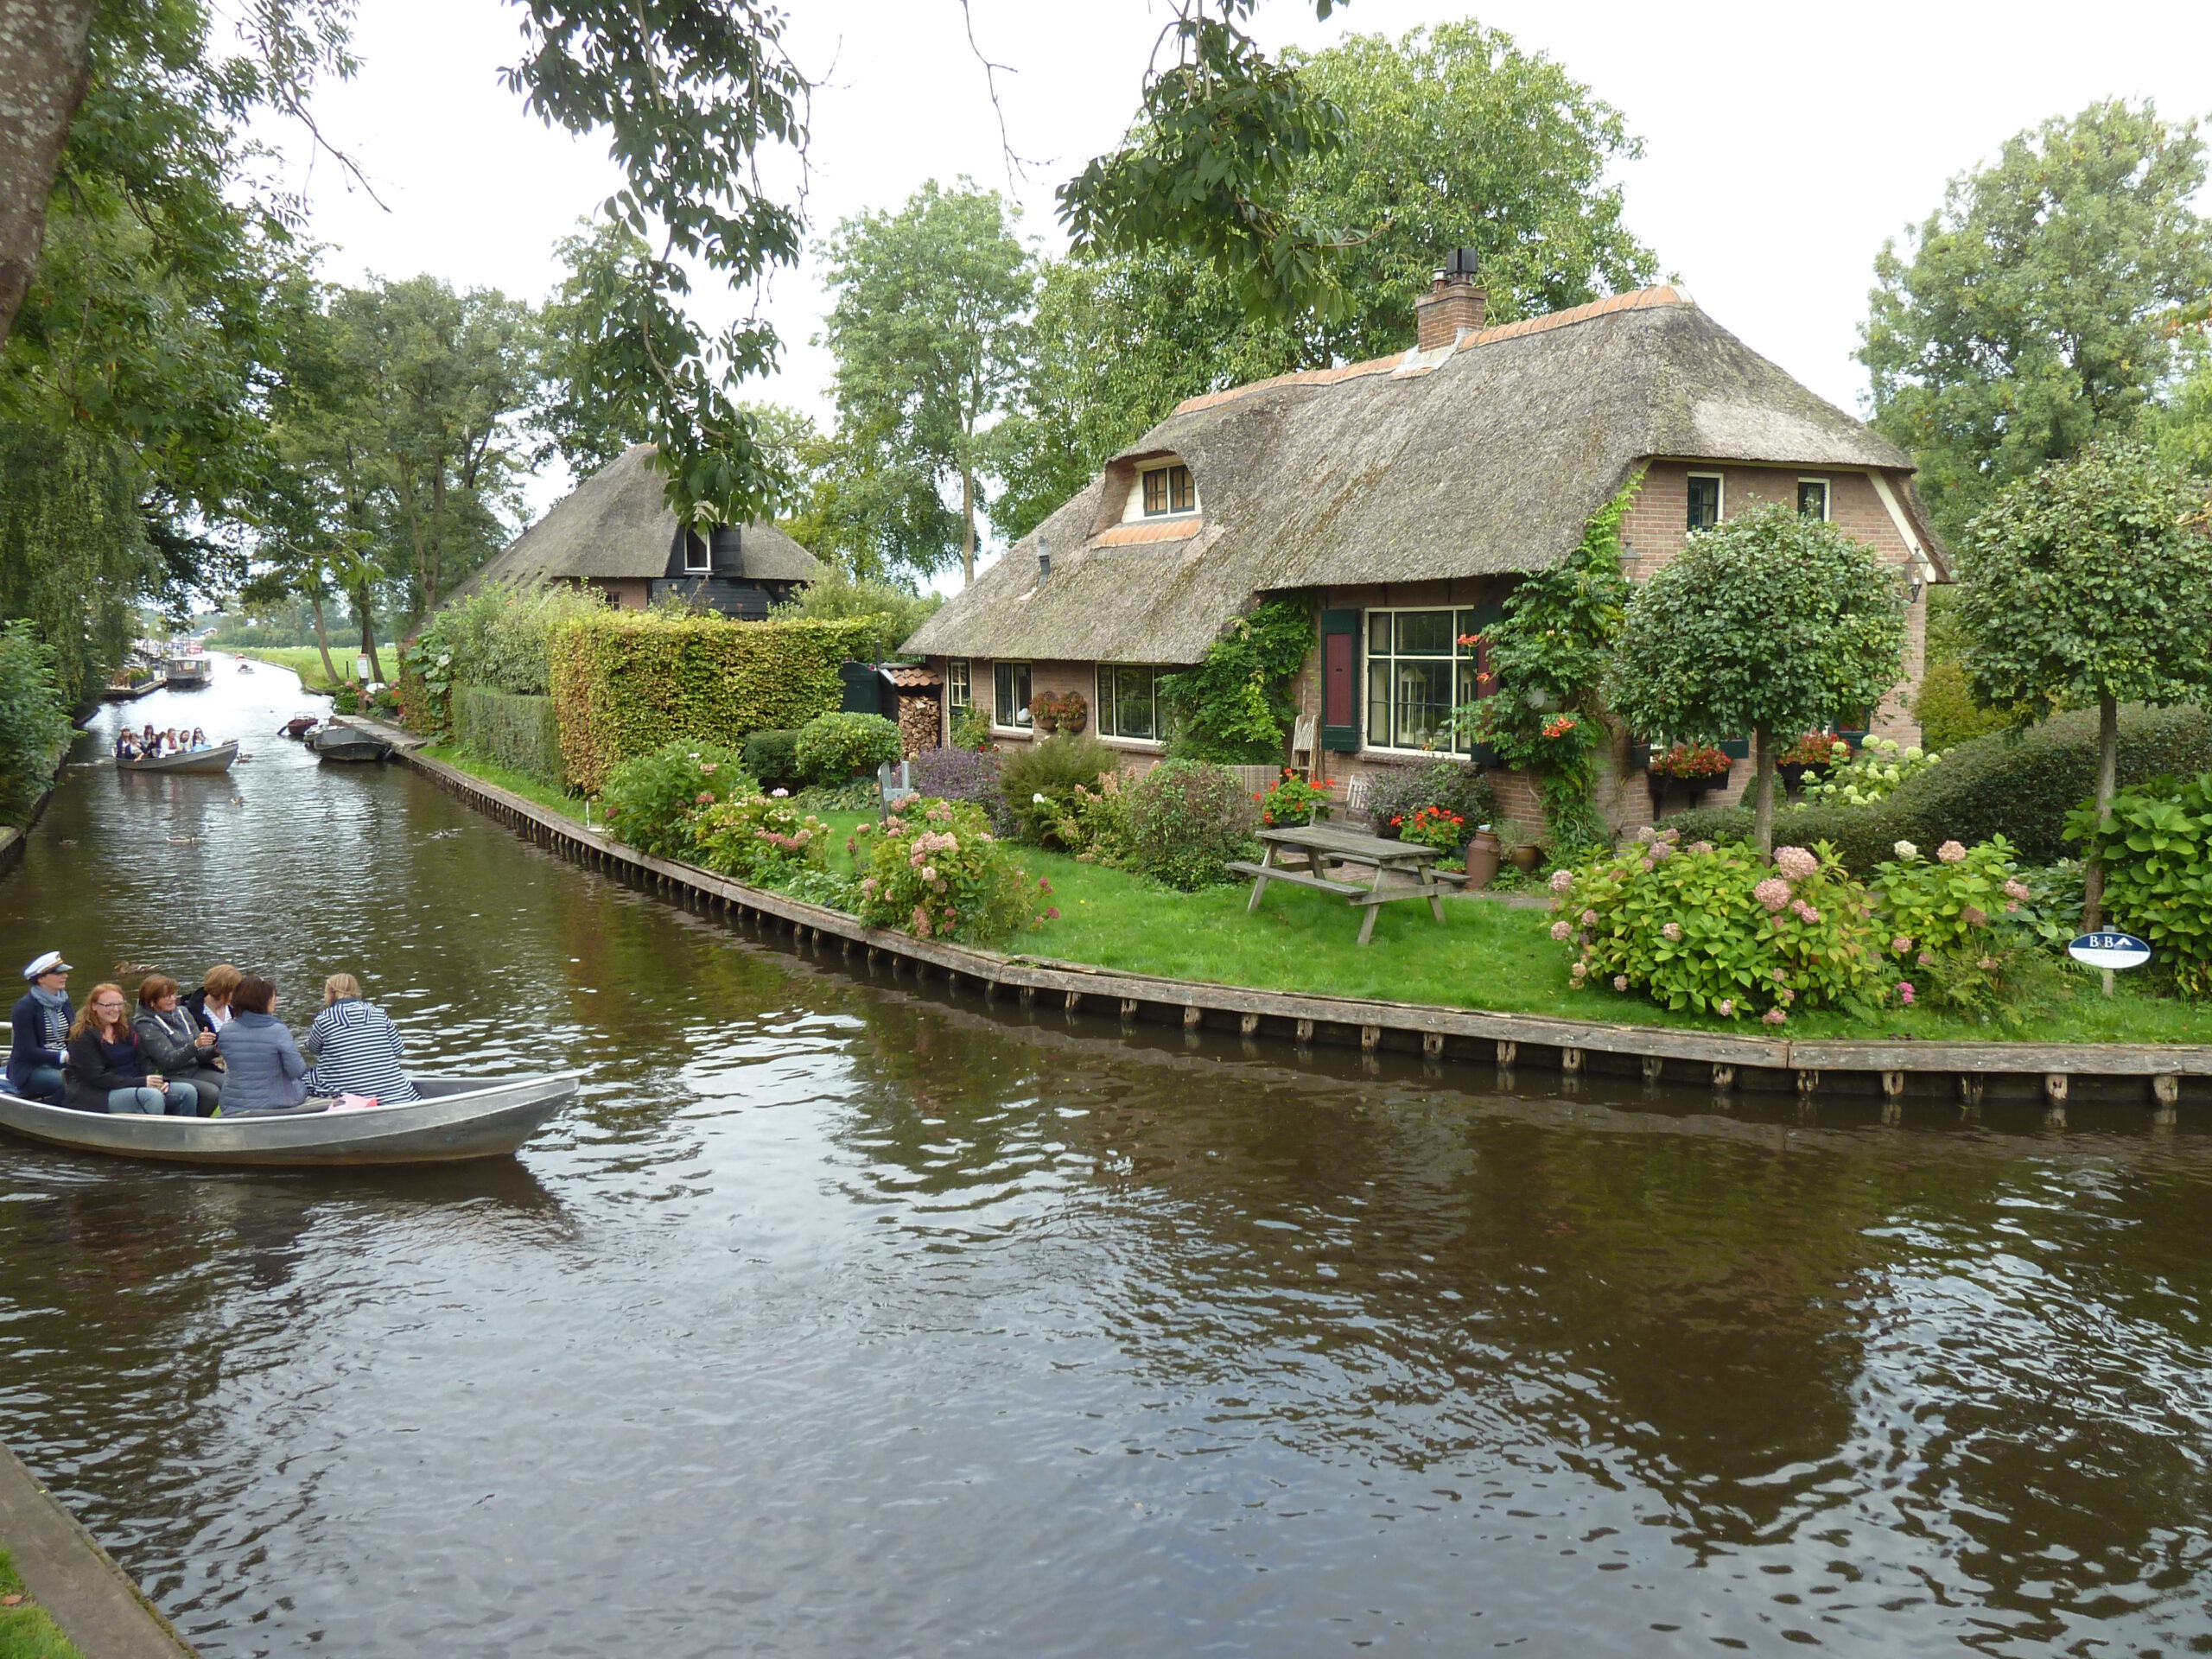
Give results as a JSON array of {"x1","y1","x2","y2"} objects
[
  {"x1": 1360, "y1": 1025, "x2": 1382, "y2": 1052},
  {"x1": 2043, "y1": 1072, "x2": 2069, "y2": 1128},
  {"x1": 1065, "y1": 990, "x2": 1081, "y2": 1013},
  {"x1": 1422, "y1": 1032, "x2": 1445, "y2": 1058},
  {"x1": 1712, "y1": 1064, "x2": 1735, "y2": 1093},
  {"x1": 1796, "y1": 1069, "x2": 1820, "y2": 1096},
  {"x1": 1183, "y1": 1006, "x2": 1203, "y2": 1030},
  {"x1": 1240, "y1": 1013, "x2": 1261, "y2": 1037},
  {"x1": 1641, "y1": 1056, "x2": 1663, "y2": 1084},
  {"x1": 1560, "y1": 1046, "x2": 1583, "y2": 1074},
  {"x1": 2152, "y1": 1073, "x2": 2181, "y2": 1127},
  {"x1": 1295, "y1": 1019, "x2": 1314, "y2": 1045},
  {"x1": 1120, "y1": 998, "x2": 1138, "y2": 1024},
  {"x1": 1497, "y1": 1041, "x2": 1517, "y2": 1068},
  {"x1": 1019, "y1": 984, "x2": 1035, "y2": 1007}
]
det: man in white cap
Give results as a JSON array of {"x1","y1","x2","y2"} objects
[{"x1": 7, "y1": 952, "x2": 73, "y2": 1104}]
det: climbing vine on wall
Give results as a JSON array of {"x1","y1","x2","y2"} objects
[{"x1": 1159, "y1": 596, "x2": 1318, "y2": 764}]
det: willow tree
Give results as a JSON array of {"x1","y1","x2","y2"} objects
[
  {"x1": 1955, "y1": 442, "x2": 2212, "y2": 930},
  {"x1": 1610, "y1": 503, "x2": 1907, "y2": 857}
]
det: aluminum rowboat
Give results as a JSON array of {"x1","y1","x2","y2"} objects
[
  {"x1": 117, "y1": 740, "x2": 238, "y2": 774},
  {"x1": 0, "y1": 1073, "x2": 575, "y2": 1166}
]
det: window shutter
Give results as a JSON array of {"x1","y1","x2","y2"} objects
[{"x1": 1319, "y1": 609, "x2": 1360, "y2": 753}]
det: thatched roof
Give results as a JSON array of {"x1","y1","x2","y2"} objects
[
  {"x1": 906, "y1": 289, "x2": 1944, "y2": 665},
  {"x1": 462, "y1": 443, "x2": 826, "y2": 591}
]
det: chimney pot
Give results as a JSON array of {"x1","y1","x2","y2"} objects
[{"x1": 1414, "y1": 269, "x2": 1487, "y2": 353}]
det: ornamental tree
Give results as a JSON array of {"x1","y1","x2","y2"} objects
[
  {"x1": 1609, "y1": 502, "x2": 1907, "y2": 857},
  {"x1": 1955, "y1": 442, "x2": 2212, "y2": 930}
]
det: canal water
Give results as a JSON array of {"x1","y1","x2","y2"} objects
[{"x1": 1, "y1": 664, "x2": 2209, "y2": 1656}]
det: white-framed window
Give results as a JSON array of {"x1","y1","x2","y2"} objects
[
  {"x1": 1096, "y1": 664, "x2": 1166, "y2": 742},
  {"x1": 1687, "y1": 474, "x2": 1723, "y2": 531},
  {"x1": 1141, "y1": 463, "x2": 1196, "y2": 517},
  {"x1": 946, "y1": 659, "x2": 971, "y2": 713},
  {"x1": 1797, "y1": 478, "x2": 1831, "y2": 521},
  {"x1": 1363, "y1": 608, "x2": 1491, "y2": 754},
  {"x1": 682, "y1": 530, "x2": 710, "y2": 574},
  {"x1": 992, "y1": 661, "x2": 1032, "y2": 731}
]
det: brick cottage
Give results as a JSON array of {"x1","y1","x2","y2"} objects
[{"x1": 904, "y1": 276, "x2": 1949, "y2": 834}]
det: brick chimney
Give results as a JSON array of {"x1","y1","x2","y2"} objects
[{"x1": 1414, "y1": 259, "x2": 1486, "y2": 352}]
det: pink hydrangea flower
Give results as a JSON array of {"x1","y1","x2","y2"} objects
[
  {"x1": 1891, "y1": 935, "x2": 1912, "y2": 954},
  {"x1": 1897, "y1": 981, "x2": 1916, "y2": 1007},
  {"x1": 1937, "y1": 841, "x2": 1967, "y2": 863},
  {"x1": 1612, "y1": 975, "x2": 1629, "y2": 992},
  {"x1": 772, "y1": 787, "x2": 790, "y2": 799},
  {"x1": 1662, "y1": 921, "x2": 1682, "y2": 942},
  {"x1": 1689, "y1": 841, "x2": 1714, "y2": 855},
  {"x1": 1569, "y1": 961, "x2": 1587, "y2": 980},
  {"x1": 1789, "y1": 899, "x2": 1821, "y2": 924},
  {"x1": 1777, "y1": 987, "x2": 1795, "y2": 1005},
  {"x1": 1551, "y1": 920, "x2": 1573, "y2": 942},
  {"x1": 1716, "y1": 998, "x2": 1735, "y2": 1017},
  {"x1": 694, "y1": 791, "x2": 714, "y2": 804},
  {"x1": 1038, "y1": 878, "x2": 1052, "y2": 894},
  {"x1": 1580, "y1": 909, "x2": 1598, "y2": 925},
  {"x1": 1961, "y1": 906, "x2": 1987, "y2": 928},
  {"x1": 1771, "y1": 967, "x2": 1789, "y2": 982},
  {"x1": 1044, "y1": 907, "x2": 1060, "y2": 920},
  {"x1": 1762, "y1": 1008, "x2": 1788, "y2": 1026},
  {"x1": 1633, "y1": 825, "x2": 1655, "y2": 842},
  {"x1": 1774, "y1": 845, "x2": 1819, "y2": 881},
  {"x1": 1979, "y1": 955, "x2": 2000, "y2": 971},
  {"x1": 1916, "y1": 950, "x2": 1934, "y2": 967},
  {"x1": 1548, "y1": 869, "x2": 1574, "y2": 893},
  {"x1": 2003, "y1": 879, "x2": 2031, "y2": 903},
  {"x1": 1650, "y1": 841, "x2": 1674, "y2": 861},
  {"x1": 1754, "y1": 878, "x2": 1792, "y2": 912}
]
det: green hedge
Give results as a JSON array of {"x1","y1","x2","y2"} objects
[
  {"x1": 454, "y1": 684, "x2": 564, "y2": 788},
  {"x1": 1667, "y1": 703, "x2": 2212, "y2": 870},
  {"x1": 549, "y1": 613, "x2": 877, "y2": 792}
]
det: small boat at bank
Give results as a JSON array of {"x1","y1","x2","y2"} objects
[
  {"x1": 99, "y1": 668, "x2": 164, "y2": 702},
  {"x1": 279, "y1": 714, "x2": 321, "y2": 740},
  {"x1": 0, "y1": 1073, "x2": 576, "y2": 1166},
  {"x1": 118, "y1": 740, "x2": 238, "y2": 774},
  {"x1": 311, "y1": 723, "x2": 391, "y2": 763},
  {"x1": 164, "y1": 654, "x2": 212, "y2": 689}
]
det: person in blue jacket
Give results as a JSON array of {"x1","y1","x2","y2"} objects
[{"x1": 7, "y1": 951, "x2": 73, "y2": 1104}]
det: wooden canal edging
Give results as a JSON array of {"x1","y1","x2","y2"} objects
[
  {"x1": 0, "y1": 1439, "x2": 198, "y2": 1656},
  {"x1": 393, "y1": 742, "x2": 2212, "y2": 1120}
]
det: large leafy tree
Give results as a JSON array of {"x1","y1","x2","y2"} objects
[
  {"x1": 998, "y1": 21, "x2": 1657, "y2": 539},
  {"x1": 1859, "y1": 101, "x2": 2212, "y2": 544},
  {"x1": 817, "y1": 181, "x2": 1036, "y2": 587},
  {"x1": 1610, "y1": 505, "x2": 1908, "y2": 857},
  {"x1": 1955, "y1": 442, "x2": 2212, "y2": 930}
]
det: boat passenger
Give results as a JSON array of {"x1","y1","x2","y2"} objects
[
  {"x1": 139, "y1": 723, "x2": 156, "y2": 752},
  {"x1": 188, "y1": 728, "x2": 209, "y2": 750},
  {"x1": 114, "y1": 731, "x2": 139, "y2": 762},
  {"x1": 63, "y1": 982, "x2": 200, "y2": 1116},
  {"x1": 304, "y1": 974, "x2": 418, "y2": 1104},
  {"x1": 186, "y1": 963, "x2": 243, "y2": 1034},
  {"x1": 6, "y1": 951, "x2": 73, "y2": 1104},
  {"x1": 213, "y1": 976, "x2": 321, "y2": 1115},
  {"x1": 132, "y1": 975, "x2": 224, "y2": 1113}
]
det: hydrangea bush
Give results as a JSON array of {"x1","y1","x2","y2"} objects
[
  {"x1": 853, "y1": 796, "x2": 1046, "y2": 944},
  {"x1": 598, "y1": 741, "x2": 757, "y2": 859},
  {"x1": 1802, "y1": 734, "x2": 1939, "y2": 806},
  {"x1": 691, "y1": 795, "x2": 834, "y2": 886},
  {"x1": 1866, "y1": 836, "x2": 2045, "y2": 1018},
  {"x1": 1551, "y1": 834, "x2": 1891, "y2": 1021}
]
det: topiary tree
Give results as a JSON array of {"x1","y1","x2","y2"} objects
[
  {"x1": 1955, "y1": 442, "x2": 2212, "y2": 930},
  {"x1": 1609, "y1": 502, "x2": 1907, "y2": 857}
]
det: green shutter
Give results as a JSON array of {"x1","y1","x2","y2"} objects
[{"x1": 1319, "y1": 609, "x2": 1360, "y2": 752}]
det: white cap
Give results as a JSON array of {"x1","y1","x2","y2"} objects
[{"x1": 22, "y1": 951, "x2": 72, "y2": 982}]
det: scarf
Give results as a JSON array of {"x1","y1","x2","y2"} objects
[{"x1": 28, "y1": 986, "x2": 68, "y2": 1048}]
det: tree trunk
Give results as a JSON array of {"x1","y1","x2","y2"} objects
[
  {"x1": 2081, "y1": 692, "x2": 2119, "y2": 932},
  {"x1": 960, "y1": 465, "x2": 976, "y2": 588},
  {"x1": 0, "y1": 0, "x2": 99, "y2": 346},
  {"x1": 1752, "y1": 723, "x2": 1777, "y2": 858},
  {"x1": 308, "y1": 593, "x2": 339, "y2": 688},
  {"x1": 357, "y1": 588, "x2": 385, "y2": 685}
]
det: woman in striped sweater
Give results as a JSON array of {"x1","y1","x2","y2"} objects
[{"x1": 302, "y1": 974, "x2": 419, "y2": 1104}]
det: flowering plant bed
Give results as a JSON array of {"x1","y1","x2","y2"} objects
[
  {"x1": 1396, "y1": 804, "x2": 1468, "y2": 855},
  {"x1": 1649, "y1": 742, "x2": 1734, "y2": 781}
]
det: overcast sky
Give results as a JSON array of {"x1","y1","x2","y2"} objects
[{"x1": 275, "y1": 0, "x2": 2212, "y2": 563}]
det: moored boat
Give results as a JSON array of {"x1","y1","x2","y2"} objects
[
  {"x1": 118, "y1": 740, "x2": 238, "y2": 774},
  {"x1": 279, "y1": 714, "x2": 321, "y2": 739},
  {"x1": 0, "y1": 1073, "x2": 575, "y2": 1166},
  {"x1": 99, "y1": 668, "x2": 164, "y2": 702},
  {"x1": 164, "y1": 654, "x2": 213, "y2": 689},
  {"x1": 311, "y1": 723, "x2": 390, "y2": 762}
]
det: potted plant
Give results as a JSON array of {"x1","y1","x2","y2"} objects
[
  {"x1": 1464, "y1": 823, "x2": 1502, "y2": 889},
  {"x1": 1401, "y1": 804, "x2": 1469, "y2": 861},
  {"x1": 1257, "y1": 769, "x2": 1332, "y2": 828},
  {"x1": 1647, "y1": 741, "x2": 1733, "y2": 813},
  {"x1": 1776, "y1": 730, "x2": 1844, "y2": 794},
  {"x1": 1030, "y1": 690, "x2": 1089, "y2": 735},
  {"x1": 1495, "y1": 817, "x2": 1543, "y2": 874}
]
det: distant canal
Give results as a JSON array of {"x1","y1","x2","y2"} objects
[{"x1": 0, "y1": 662, "x2": 2209, "y2": 1656}]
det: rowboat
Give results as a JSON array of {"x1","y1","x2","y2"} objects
[
  {"x1": 311, "y1": 724, "x2": 390, "y2": 763},
  {"x1": 118, "y1": 740, "x2": 238, "y2": 774},
  {"x1": 0, "y1": 1073, "x2": 576, "y2": 1166},
  {"x1": 279, "y1": 714, "x2": 321, "y2": 739}
]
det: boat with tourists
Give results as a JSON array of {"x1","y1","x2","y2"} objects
[
  {"x1": 117, "y1": 740, "x2": 238, "y2": 775},
  {"x1": 0, "y1": 1073, "x2": 576, "y2": 1166}
]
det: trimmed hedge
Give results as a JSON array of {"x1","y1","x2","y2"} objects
[
  {"x1": 550, "y1": 613, "x2": 878, "y2": 792},
  {"x1": 1666, "y1": 703, "x2": 2212, "y2": 870},
  {"x1": 453, "y1": 684, "x2": 563, "y2": 788}
]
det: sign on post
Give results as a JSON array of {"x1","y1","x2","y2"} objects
[{"x1": 2068, "y1": 932, "x2": 2152, "y2": 970}]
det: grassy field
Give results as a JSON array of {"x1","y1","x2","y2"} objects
[
  {"x1": 420, "y1": 746, "x2": 2212, "y2": 1046},
  {"x1": 232, "y1": 646, "x2": 396, "y2": 692},
  {"x1": 0, "y1": 1550, "x2": 86, "y2": 1659}
]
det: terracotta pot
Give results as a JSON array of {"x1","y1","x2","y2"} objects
[
  {"x1": 1464, "y1": 830, "x2": 1501, "y2": 890},
  {"x1": 1509, "y1": 843, "x2": 1542, "y2": 874}
]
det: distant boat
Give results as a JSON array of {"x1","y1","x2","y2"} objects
[
  {"x1": 0, "y1": 1073, "x2": 576, "y2": 1166},
  {"x1": 164, "y1": 655, "x2": 212, "y2": 689},
  {"x1": 118, "y1": 740, "x2": 238, "y2": 774},
  {"x1": 99, "y1": 668, "x2": 163, "y2": 702}
]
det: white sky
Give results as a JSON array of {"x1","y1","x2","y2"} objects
[{"x1": 271, "y1": 0, "x2": 2212, "y2": 570}]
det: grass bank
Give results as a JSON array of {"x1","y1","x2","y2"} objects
[
  {"x1": 419, "y1": 745, "x2": 2212, "y2": 1047},
  {"x1": 0, "y1": 1550, "x2": 86, "y2": 1659},
  {"x1": 232, "y1": 645, "x2": 397, "y2": 692}
]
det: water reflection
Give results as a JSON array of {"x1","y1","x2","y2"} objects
[{"x1": 0, "y1": 664, "x2": 2205, "y2": 1654}]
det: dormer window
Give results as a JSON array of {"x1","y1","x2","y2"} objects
[
  {"x1": 1141, "y1": 463, "x2": 1196, "y2": 517},
  {"x1": 683, "y1": 531, "x2": 710, "y2": 574}
]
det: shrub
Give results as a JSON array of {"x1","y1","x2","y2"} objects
[
  {"x1": 853, "y1": 795, "x2": 1043, "y2": 944},
  {"x1": 1866, "y1": 836, "x2": 2052, "y2": 1020},
  {"x1": 767, "y1": 569, "x2": 942, "y2": 663},
  {"x1": 691, "y1": 794, "x2": 833, "y2": 886},
  {"x1": 454, "y1": 686, "x2": 563, "y2": 787},
  {"x1": 597, "y1": 740, "x2": 757, "y2": 859},
  {"x1": 550, "y1": 611, "x2": 878, "y2": 791},
  {"x1": 1158, "y1": 597, "x2": 1313, "y2": 762},
  {"x1": 1363, "y1": 760, "x2": 1497, "y2": 838},
  {"x1": 910, "y1": 745, "x2": 1014, "y2": 836},
  {"x1": 1123, "y1": 760, "x2": 1259, "y2": 889},
  {"x1": 1663, "y1": 703, "x2": 2212, "y2": 872},
  {"x1": 1912, "y1": 658, "x2": 2009, "y2": 749},
  {"x1": 1554, "y1": 834, "x2": 1892, "y2": 1021},
  {"x1": 1802, "y1": 734, "x2": 1937, "y2": 805},
  {"x1": 1035, "y1": 772, "x2": 1139, "y2": 865},
  {"x1": 794, "y1": 711, "x2": 902, "y2": 783},
  {"x1": 410, "y1": 580, "x2": 608, "y2": 728},
  {"x1": 332, "y1": 684, "x2": 361, "y2": 715},
  {"x1": 2067, "y1": 773, "x2": 2212, "y2": 996},
  {"x1": 1000, "y1": 734, "x2": 1117, "y2": 845},
  {"x1": 741, "y1": 728, "x2": 804, "y2": 791},
  {"x1": 0, "y1": 622, "x2": 70, "y2": 824},
  {"x1": 950, "y1": 703, "x2": 992, "y2": 752}
]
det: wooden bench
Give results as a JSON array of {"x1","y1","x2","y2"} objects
[{"x1": 1225, "y1": 861, "x2": 1364, "y2": 898}]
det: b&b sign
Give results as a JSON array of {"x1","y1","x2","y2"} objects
[{"x1": 2069, "y1": 932, "x2": 2152, "y2": 970}]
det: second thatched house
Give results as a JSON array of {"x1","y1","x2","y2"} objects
[
  {"x1": 903, "y1": 276, "x2": 1948, "y2": 829},
  {"x1": 466, "y1": 442, "x2": 826, "y2": 618}
]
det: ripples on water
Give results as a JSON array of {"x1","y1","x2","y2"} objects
[{"x1": 0, "y1": 667, "x2": 2208, "y2": 1655}]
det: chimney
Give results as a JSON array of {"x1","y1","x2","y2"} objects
[
  {"x1": 1037, "y1": 537, "x2": 1051, "y2": 582},
  {"x1": 1414, "y1": 250, "x2": 1486, "y2": 352}
]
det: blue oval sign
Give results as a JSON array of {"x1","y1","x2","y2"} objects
[{"x1": 2069, "y1": 932, "x2": 2152, "y2": 970}]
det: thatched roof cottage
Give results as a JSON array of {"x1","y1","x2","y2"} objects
[
  {"x1": 466, "y1": 442, "x2": 826, "y2": 619},
  {"x1": 903, "y1": 277, "x2": 1947, "y2": 829}
]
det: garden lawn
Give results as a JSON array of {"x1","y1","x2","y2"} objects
[
  {"x1": 0, "y1": 1550, "x2": 86, "y2": 1659},
  {"x1": 232, "y1": 646, "x2": 359, "y2": 691}
]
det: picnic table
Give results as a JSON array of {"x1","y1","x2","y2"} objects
[{"x1": 1230, "y1": 823, "x2": 1448, "y2": 945}]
